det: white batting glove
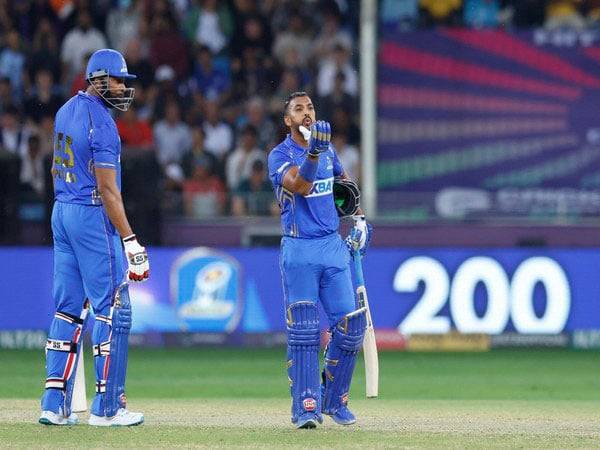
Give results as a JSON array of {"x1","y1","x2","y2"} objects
[
  {"x1": 352, "y1": 215, "x2": 368, "y2": 249},
  {"x1": 123, "y1": 234, "x2": 149, "y2": 282}
]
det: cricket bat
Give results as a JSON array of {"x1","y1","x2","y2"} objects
[
  {"x1": 353, "y1": 249, "x2": 379, "y2": 398},
  {"x1": 72, "y1": 342, "x2": 87, "y2": 412}
]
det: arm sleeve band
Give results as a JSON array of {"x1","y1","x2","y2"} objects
[{"x1": 298, "y1": 157, "x2": 318, "y2": 182}]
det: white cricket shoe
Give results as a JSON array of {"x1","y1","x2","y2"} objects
[
  {"x1": 39, "y1": 410, "x2": 79, "y2": 426},
  {"x1": 88, "y1": 408, "x2": 144, "y2": 427}
]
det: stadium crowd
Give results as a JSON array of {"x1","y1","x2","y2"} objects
[
  {"x1": 0, "y1": 0, "x2": 362, "y2": 223},
  {"x1": 0, "y1": 0, "x2": 595, "y2": 232}
]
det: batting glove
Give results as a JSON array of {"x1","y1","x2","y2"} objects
[
  {"x1": 123, "y1": 234, "x2": 149, "y2": 282},
  {"x1": 300, "y1": 120, "x2": 331, "y2": 157},
  {"x1": 345, "y1": 215, "x2": 372, "y2": 258}
]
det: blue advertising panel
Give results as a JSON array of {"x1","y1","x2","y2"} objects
[{"x1": 1, "y1": 247, "x2": 599, "y2": 335}]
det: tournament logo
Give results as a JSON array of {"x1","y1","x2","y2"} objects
[
  {"x1": 303, "y1": 398, "x2": 317, "y2": 412},
  {"x1": 171, "y1": 248, "x2": 243, "y2": 332}
]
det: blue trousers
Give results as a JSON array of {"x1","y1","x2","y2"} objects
[
  {"x1": 279, "y1": 232, "x2": 356, "y2": 326},
  {"x1": 41, "y1": 202, "x2": 126, "y2": 415}
]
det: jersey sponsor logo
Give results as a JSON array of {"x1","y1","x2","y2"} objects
[
  {"x1": 305, "y1": 177, "x2": 333, "y2": 198},
  {"x1": 326, "y1": 156, "x2": 333, "y2": 170}
]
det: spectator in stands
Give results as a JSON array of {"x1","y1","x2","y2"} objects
[
  {"x1": 230, "y1": 12, "x2": 272, "y2": 61},
  {"x1": 312, "y1": 8, "x2": 354, "y2": 63},
  {"x1": 231, "y1": 159, "x2": 277, "y2": 217},
  {"x1": 182, "y1": 126, "x2": 219, "y2": 179},
  {"x1": 153, "y1": 100, "x2": 192, "y2": 180},
  {"x1": 332, "y1": 133, "x2": 360, "y2": 181},
  {"x1": 152, "y1": 64, "x2": 187, "y2": 121},
  {"x1": 226, "y1": 124, "x2": 264, "y2": 191},
  {"x1": 0, "y1": 30, "x2": 26, "y2": 102},
  {"x1": 68, "y1": 53, "x2": 92, "y2": 96},
  {"x1": 272, "y1": 11, "x2": 313, "y2": 66},
  {"x1": 545, "y1": 0, "x2": 586, "y2": 29},
  {"x1": 60, "y1": 10, "x2": 107, "y2": 84},
  {"x1": 380, "y1": 0, "x2": 419, "y2": 28},
  {"x1": 0, "y1": 77, "x2": 14, "y2": 113},
  {"x1": 270, "y1": 69, "x2": 303, "y2": 115},
  {"x1": 419, "y1": 0, "x2": 463, "y2": 26},
  {"x1": 37, "y1": 114, "x2": 55, "y2": 156},
  {"x1": 464, "y1": 0, "x2": 500, "y2": 28},
  {"x1": 24, "y1": 69, "x2": 64, "y2": 124},
  {"x1": 332, "y1": 106, "x2": 360, "y2": 146},
  {"x1": 0, "y1": 105, "x2": 29, "y2": 156},
  {"x1": 319, "y1": 71, "x2": 355, "y2": 123},
  {"x1": 183, "y1": 0, "x2": 233, "y2": 55},
  {"x1": 116, "y1": 104, "x2": 153, "y2": 151},
  {"x1": 189, "y1": 45, "x2": 230, "y2": 102},
  {"x1": 123, "y1": 38, "x2": 154, "y2": 89},
  {"x1": 238, "y1": 96, "x2": 276, "y2": 150},
  {"x1": 20, "y1": 134, "x2": 45, "y2": 197},
  {"x1": 106, "y1": 0, "x2": 143, "y2": 54},
  {"x1": 183, "y1": 153, "x2": 226, "y2": 218},
  {"x1": 202, "y1": 99, "x2": 233, "y2": 162},
  {"x1": 149, "y1": 15, "x2": 189, "y2": 80},
  {"x1": 27, "y1": 17, "x2": 61, "y2": 84},
  {"x1": 316, "y1": 43, "x2": 358, "y2": 98}
]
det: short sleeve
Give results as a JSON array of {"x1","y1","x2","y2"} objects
[
  {"x1": 91, "y1": 122, "x2": 120, "y2": 169},
  {"x1": 268, "y1": 148, "x2": 293, "y2": 187},
  {"x1": 332, "y1": 148, "x2": 344, "y2": 177}
]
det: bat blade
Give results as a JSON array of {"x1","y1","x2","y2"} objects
[
  {"x1": 71, "y1": 344, "x2": 87, "y2": 412},
  {"x1": 357, "y1": 284, "x2": 379, "y2": 398}
]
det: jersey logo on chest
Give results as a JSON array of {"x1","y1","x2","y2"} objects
[{"x1": 305, "y1": 177, "x2": 333, "y2": 198}]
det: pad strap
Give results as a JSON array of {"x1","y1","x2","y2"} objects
[
  {"x1": 93, "y1": 341, "x2": 111, "y2": 357},
  {"x1": 55, "y1": 311, "x2": 84, "y2": 325},
  {"x1": 96, "y1": 379, "x2": 107, "y2": 393},
  {"x1": 45, "y1": 377, "x2": 66, "y2": 390},
  {"x1": 96, "y1": 314, "x2": 112, "y2": 325},
  {"x1": 46, "y1": 338, "x2": 77, "y2": 353}
]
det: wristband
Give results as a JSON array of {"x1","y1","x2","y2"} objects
[
  {"x1": 298, "y1": 157, "x2": 318, "y2": 182},
  {"x1": 123, "y1": 234, "x2": 136, "y2": 243}
]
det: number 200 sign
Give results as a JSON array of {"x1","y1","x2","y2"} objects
[{"x1": 395, "y1": 257, "x2": 571, "y2": 335}]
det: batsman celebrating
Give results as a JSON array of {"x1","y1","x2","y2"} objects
[
  {"x1": 39, "y1": 49, "x2": 149, "y2": 427},
  {"x1": 268, "y1": 92, "x2": 372, "y2": 429}
]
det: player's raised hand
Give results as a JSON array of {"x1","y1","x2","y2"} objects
[
  {"x1": 123, "y1": 234, "x2": 149, "y2": 282},
  {"x1": 301, "y1": 120, "x2": 331, "y2": 157}
]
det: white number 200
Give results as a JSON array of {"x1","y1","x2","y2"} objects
[{"x1": 394, "y1": 256, "x2": 571, "y2": 334}]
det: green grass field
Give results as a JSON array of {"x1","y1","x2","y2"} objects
[{"x1": 1, "y1": 348, "x2": 600, "y2": 448}]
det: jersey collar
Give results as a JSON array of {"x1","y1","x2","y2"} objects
[
  {"x1": 78, "y1": 91, "x2": 109, "y2": 110},
  {"x1": 285, "y1": 134, "x2": 309, "y2": 154}
]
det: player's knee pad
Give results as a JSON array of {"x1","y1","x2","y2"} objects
[
  {"x1": 91, "y1": 283, "x2": 132, "y2": 417},
  {"x1": 322, "y1": 307, "x2": 366, "y2": 415},
  {"x1": 42, "y1": 302, "x2": 89, "y2": 415},
  {"x1": 286, "y1": 301, "x2": 321, "y2": 422}
]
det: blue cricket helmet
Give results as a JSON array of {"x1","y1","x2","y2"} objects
[
  {"x1": 86, "y1": 49, "x2": 137, "y2": 80},
  {"x1": 86, "y1": 49, "x2": 136, "y2": 111}
]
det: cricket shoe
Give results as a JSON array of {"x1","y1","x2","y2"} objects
[
  {"x1": 294, "y1": 412, "x2": 323, "y2": 429},
  {"x1": 39, "y1": 410, "x2": 79, "y2": 426},
  {"x1": 326, "y1": 406, "x2": 356, "y2": 425},
  {"x1": 88, "y1": 408, "x2": 144, "y2": 427}
]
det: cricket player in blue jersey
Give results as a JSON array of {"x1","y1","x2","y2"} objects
[
  {"x1": 268, "y1": 92, "x2": 372, "y2": 429},
  {"x1": 39, "y1": 49, "x2": 149, "y2": 427}
]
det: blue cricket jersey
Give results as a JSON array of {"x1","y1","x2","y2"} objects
[
  {"x1": 268, "y1": 135, "x2": 344, "y2": 238},
  {"x1": 52, "y1": 92, "x2": 121, "y2": 205}
]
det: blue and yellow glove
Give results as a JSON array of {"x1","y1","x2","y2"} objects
[{"x1": 300, "y1": 120, "x2": 331, "y2": 157}]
